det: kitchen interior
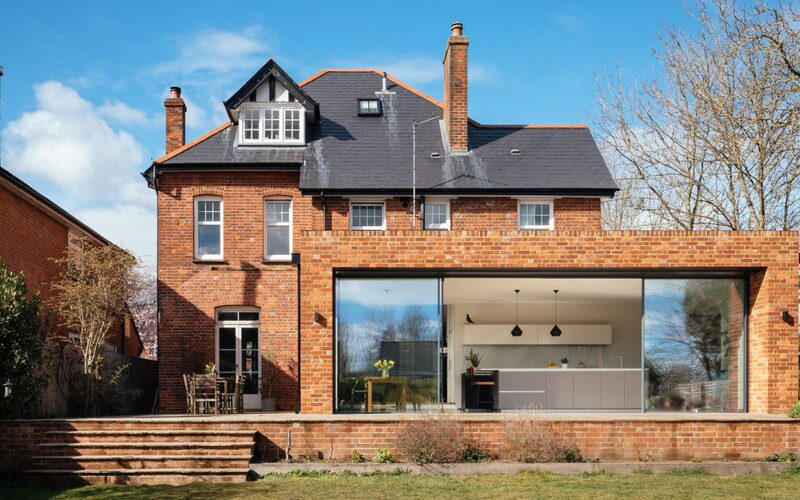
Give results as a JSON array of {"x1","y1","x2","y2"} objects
[{"x1": 444, "y1": 278, "x2": 643, "y2": 412}]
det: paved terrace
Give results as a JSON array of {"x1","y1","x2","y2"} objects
[{"x1": 13, "y1": 412, "x2": 796, "y2": 423}]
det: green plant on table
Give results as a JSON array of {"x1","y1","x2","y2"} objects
[{"x1": 464, "y1": 349, "x2": 483, "y2": 368}]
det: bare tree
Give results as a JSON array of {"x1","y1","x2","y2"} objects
[
  {"x1": 597, "y1": 0, "x2": 800, "y2": 230},
  {"x1": 48, "y1": 237, "x2": 138, "y2": 411}
]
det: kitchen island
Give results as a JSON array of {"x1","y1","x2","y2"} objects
[{"x1": 483, "y1": 368, "x2": 642, "y2": 411}]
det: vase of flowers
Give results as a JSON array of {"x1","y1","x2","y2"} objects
[{"x1": 374, "y1": 359, "x2": 395, "y2": 378}]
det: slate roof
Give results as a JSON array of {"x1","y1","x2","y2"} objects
[{"x1": 147, "y1": 69, "x2": 618, "y2": 196}]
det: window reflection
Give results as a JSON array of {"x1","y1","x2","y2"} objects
[
  {"x1": 644, "y1": 279, "x2": 746, "y2": 412},
  {"x1": 336, "y1": 279, "x2": 441, "y2": 412}
]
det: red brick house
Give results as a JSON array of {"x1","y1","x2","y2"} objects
[
  {"x1": 144, "y1": 22, "x2": 798, "y2": 419},
  {"x1": 0, "y1": 166, "x2": 144, "y2": 358}
]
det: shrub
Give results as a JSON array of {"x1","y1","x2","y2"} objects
[
  {"x1": 460, "y1": 445, "x2": 492, "y2": 463},
  {"x1": 560, "y1": 447, "x2": 586, "y2": 463},
  {"x1": 0, "y1": 264, "x2": 46, "y2": 419},
  {"x1": 765, "y1": 452, "x2": 797, "y2": 463},
  {"x1": 373, "y1": 448, "x2": 395, "y2": 464},
  {"x1": 350, "y1": 450, "x2": 364, "y2": 463},
  {"x1": 504, "y1": 418, "x2": 566, "y2": 463},
  {"x1": 788, "y1": 401, "x2": 800, "y2": 419},
  {"x1": 395, "y1": 414, "x2": 466, "y2": 464}
]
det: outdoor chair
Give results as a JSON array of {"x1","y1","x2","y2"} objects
[
  {"x1": 182, "y1": 374, "x2": 195, "y2": 415},
  {"x1": 193, "y1": 374, "x2": 220, "y2": 414}
]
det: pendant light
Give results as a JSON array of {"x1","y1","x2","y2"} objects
[
  {"x1": 550, "y1": 289, "x2": 562, "y2": 337},
  {"x1": 511, "y1": 289, "x2": 523, "y2": 337}
]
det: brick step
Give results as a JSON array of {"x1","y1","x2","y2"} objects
[
  {"x1": 37, "y1": 441, "x2": 254, "y2": 456},
  {"x1": 24, "y1": 468, "x2": 250, "y2": 486},
  {"x1": 42, "y1": 429, "x2": 255, "y2": 443},
  {"x1": 30, "y1": 455, "x2": 252, "y2": 470}
]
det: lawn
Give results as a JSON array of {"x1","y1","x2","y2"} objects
[{"x1": 4, "y1": 470, "x2": 800, "y2": 500}]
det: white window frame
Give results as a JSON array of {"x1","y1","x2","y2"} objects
[
  {"x1": 264, "y1": 198, "x2": 293, "y2": 261},
  {"x1": 517, "y1": 199, "x2": 554, "y2": 230},
  {"x1": 423, "y1": 198, "x2": 451, "y2": 230},
  {"x1": 215, "y1": 306, "x2": 261, "y2": 410},
  {"x1": 238, "y1": 104, "x2": 305, "y2": 145},
  {"x1": 194, "y1": 195, "x2": 224, "y2": 261},
  {"x1": 349, "y1": 201, "x2": 386, "y2": 230}
]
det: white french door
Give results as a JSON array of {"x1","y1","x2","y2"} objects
[{"x1": 215, "y1": 308, "x2": 261, "y2": 409}]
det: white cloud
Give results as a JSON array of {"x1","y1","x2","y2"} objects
[
  {"x1": 5, "y1": 81, "x2": 148, "y2": 204},
  {"x1": 99, "y1": 100, "x2": 152, "y2": 127},
  {"x1": 549, "y1": 12, "x2": 586, "y2": 34},
  {"x1": 74, "y1": 203, "x2": 157, "y2": 267},
  {"x1": 153, "y1": 27, "x2": 269, "y2": 75}
]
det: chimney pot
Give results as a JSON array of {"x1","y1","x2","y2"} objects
[
  {"x1": 450, "y1": 22, "x2": 464, "y2": 37},
  {"x1": 170, "y1": 86, "x2": 182, "y2": 98}
]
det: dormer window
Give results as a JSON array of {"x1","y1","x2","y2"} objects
[
  {"x1": 239, "y1": 104, "x2": 305, "y2": 145},
  {"x1": 358, "y1": 99, "x2": 382, "y2": 116}
]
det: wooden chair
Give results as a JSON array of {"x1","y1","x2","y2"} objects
[
  {"x1": 183, "y1": 374, "x2": 195, "y2": 415},
  {"x1": 193, "y1": 374, "x2": 219, "y2": 414},
  {"x1": 469, "y1": 370, "x2": 498, "y2": 412},
  {"x1": 233, "y1": 374, "x2": 245, "y2": 414}
]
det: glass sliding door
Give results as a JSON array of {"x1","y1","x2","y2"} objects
[
  {"x1": 643, "y1": 279, "x2": 746, "y2": 412},
  {"x1": 335, "y1": 278, "x2": 442, "y2": 413}
]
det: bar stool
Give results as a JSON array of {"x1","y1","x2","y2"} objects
[{"x1": 470, "y1": 370, "x2": 496, "y2": 411}]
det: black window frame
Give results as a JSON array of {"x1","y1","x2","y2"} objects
[{"x1": 357, "y1": 98, "x2": 382, "y2": 116}]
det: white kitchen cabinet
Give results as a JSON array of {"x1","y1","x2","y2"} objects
[
  {"x1": 463, "y1": 324, "x2": 611, "y2": 345},
  {"x1": 601, "y1": 371, "x2": 626, "y2": 409}
]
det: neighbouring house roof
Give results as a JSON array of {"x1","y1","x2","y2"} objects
[
  {"x1": 0, "y1": 165, "x2": 112, "y2": 246},
  {"x1": 145, "y1": 68, "x2": 618, "y2": 197}
]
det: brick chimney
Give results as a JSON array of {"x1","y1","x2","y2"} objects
[
  {"x1": 443, "y1": 22, "x2": 469, "y2": 153},
  {"x1": 164, "y1": 86, "x2": 186, "y2": 154}
]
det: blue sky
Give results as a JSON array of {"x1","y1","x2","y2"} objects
[{"x1": 0, "y1": 1, "x2": 694, "y2": 266}]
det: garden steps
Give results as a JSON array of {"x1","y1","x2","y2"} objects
[
  {"x1": 24, "y1": 425, "x2": 255, "y2": 485},
  {"x1": 23, "y1": 468, "x2": 250, "y2": 485}
]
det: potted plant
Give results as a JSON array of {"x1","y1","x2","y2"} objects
[
  {"x1": 204, "y1": 361, "x2": 217, "y2": 375},
  {"x1": 561, "y1": 357, "x2": 569, "y2": 369},
  {"x1": 464, "y1": 348, "x2": 483, "y2": 377},
  {"x1": 374, "y1": 359, "x2": 395, "y2": 378}
]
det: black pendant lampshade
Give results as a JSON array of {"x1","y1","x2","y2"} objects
[
  {"x1": 550, "y1": 289, "x2": 562, "y2": 337},
  {"x1": 511, "y1": 289, "x2": 523, "y2": 337}
]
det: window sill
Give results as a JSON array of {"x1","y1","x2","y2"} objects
[
  {"x1": 261, "y1": 258, "x2": 293, "y2": 264},
  {"x1": 192, "y1": 259, "x2": 229, "y2": 264}
]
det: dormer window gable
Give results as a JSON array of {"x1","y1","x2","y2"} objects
[{"x1": 224, "y1": 59, "x2": 319, "y2": 146}]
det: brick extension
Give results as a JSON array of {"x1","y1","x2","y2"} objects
[{"x1": 296, "y1": 230, "x2": 799, "y2": 414}]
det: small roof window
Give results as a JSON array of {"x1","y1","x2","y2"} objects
[{"x1": 358, "y1": 99, "x2": 382, "y2": 116}]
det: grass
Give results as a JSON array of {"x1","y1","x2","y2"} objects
[{"x1": 3, "y1": 470, "x2": 800, "y2": 500}]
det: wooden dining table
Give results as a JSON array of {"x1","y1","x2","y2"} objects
[{"x1": 365, "y1": 376, "x2": 408, "y2": 413}]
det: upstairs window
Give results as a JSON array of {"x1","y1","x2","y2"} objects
[
  {"x1": 350, "y1": 201, "x2": 385, "y2": 230},
  {"x1": 239, "y1": 105, "x2": 304, "y2": 145},
  {"x1": 243, "y1": 109, "x2": 260, "y2": 141},
  {"x1": 358, "y1": 99, "x2": 382, "y2": 116},
  {"x1": 265, "y1": 199, "x2": 292, "y2": 260},
  {"x1": 195, "y1": 196, "x2": 223, "y2": 260},
  {"x1": 424, "y1": 199, "x2": 450, "y2": 230},
  {"x1": 284, "y1": 109, "x2": 301, "y2": 141},
  {"x1": 518, "y1": 201, "x2": 553, "y2": 230},
  {"x1": 263, "y1": 108, "x2": 281, "y2": 140}
]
